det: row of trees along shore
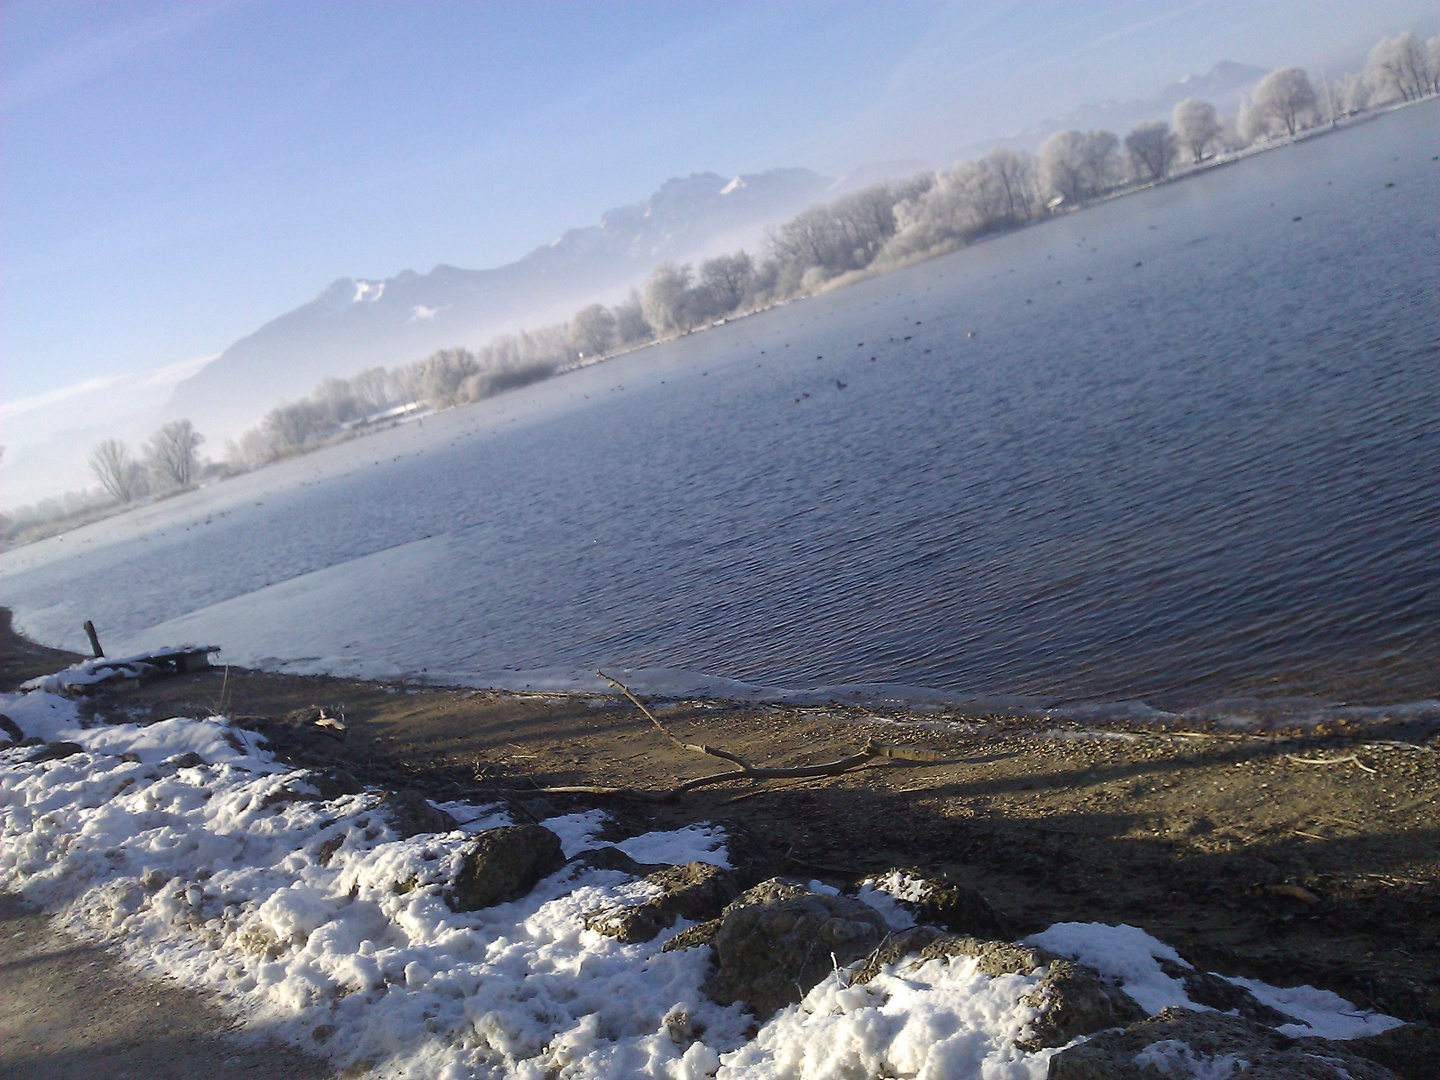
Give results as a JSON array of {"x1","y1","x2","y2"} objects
[
  {"x1": 7, "y1": 29, "x2": 1431, "y2": 547},
  {"x1": 0, "y1": 420, "x2": 208, "y2": 547},
  {"x1": 220, "y1": 31, "x2": 1439, "y2": 470}
]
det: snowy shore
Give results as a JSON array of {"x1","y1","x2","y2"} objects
[{"x1": 0, "y1": 672, "x2": 1415, "y2": 1080}]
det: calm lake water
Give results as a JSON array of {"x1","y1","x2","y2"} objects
[{"x1": 5, "y1": 103, "x2": 1438, "y2": 720}]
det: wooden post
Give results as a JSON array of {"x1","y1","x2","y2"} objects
[{"x1": 83, "y1": 620, "x2": 104, "y2": 658}]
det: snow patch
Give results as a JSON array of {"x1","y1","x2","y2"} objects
[
  {"x1": 1133, "y1": 1039, "x2": 1246, "y2": 1078},
  {"x1": 717, "y1": 953, "x2": 1056, "y2": 1079},
  {"x1": 1225, "y1": 977, "x2": 1405, "y2": 1040},
  {"x1": 1025, "y1": 922, "x2": 1203, "y2": 1015}
]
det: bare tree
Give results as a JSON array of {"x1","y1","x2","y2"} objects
[
  {"x1": 768, "y1": 204, "x2": 847, "y2": 280},
  {"x1": 1172, "y1": 99, "x2": 1222, "y2": 163},
  {"x1": 143, "y1": 420, "x2": 204, "y2": 489},
  {"x1": 1367, "y1": 31, "x2": 1434, "y2": 102},
  {"x1": 1246, "y1": 67, "x2": 1319, "y2": 139},
  {"x1": 829, "y1": 184, "x2": 899, "y2": 267},
  {"x1": 90, "y1": 439, "x2": 146, "y2": 502},
  {"x1": 569, "y1": 303, "x2": 617, "y2": 358},
  {"x1": 985, "y1": 147, "x2": 1037, "y2": 223},
  {"x1": 1125, "y1": 121, "x2": 1179, "y2": 182},
  {"x1": 698, "y1": 251, "x2": 754, "y2": 316}
]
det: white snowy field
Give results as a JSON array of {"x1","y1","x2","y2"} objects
[{"x1": 0, "y1": 682, "x2": 1404, "y2": 1080}]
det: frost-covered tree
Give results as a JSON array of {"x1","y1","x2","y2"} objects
[
  {"x1": 1366, "y1": 31, "x2": 1435, "y2": 102},
  {"x1": 90, "y1": 438, "x2": 145, "y2": 502},
  {"x1": 1079, "y1": 130, "x2": 1121, "y2": 193},
  {"x1": 984, "y1": 146, "x2": 1037, "y2": 224},
  {"x1": 313, "y1": 377, "x2": 363, "y2": 426},
  {"x1": 881, "y1": 150, "x2": 1036, "y2": 262},
  {"x1": 1172, "y1": 99, "x2": 1222, "y2": 163},
  {"x1": 1039, "y1": 130, "x2": 1119, "y2": 205},
  {"x1": 416, "y1": 348, "x2": 480, "y2": 408},
  {"x1": 612, "y1": 291, "x2": 652, "y2": 346},
  {"x1": 262, "y1": 401, "x2": 326, "y2": 451},
  {"x1": 1125, "y1": 121, "x2": 1178, "y2": 182},
  {"x1": 1245, "y1": 67, "x2": 1319, "y2": 139},
  {"x1": 1329, "y1": 72, "x2": 1371, "y2": 117},
  {"x1": 1037, "y1": 131, "x2": 1087, "y2": 205},
  {"x1": 350, "y1": 367, "x2": 392, "y2": 412},
  {"x1": 641, "y1": 262, "x2": 699, "y2": 336},
  {"x1": 143, "y1": 420, "x2": 204, "y2": 488},
  {"x1": 568, "y1": 303, "x2": 617, "y2": 358}
]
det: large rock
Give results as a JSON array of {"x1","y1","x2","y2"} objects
[
  {"x1": 376, "y1": 789, "x2": 458, "y2": 839},
  {"x1": 586, "y1": 861, "x2": 741, "y2": 943},
  {"x1": 703, "y1": 879, "x2": 890, "y2": 1019},
  {"x1": 0, "y1": 714, "x2": 24, "y2": 743},
  {"x1": 1156, "y1": 957, "x2": 1289, "y2": 1025},
  {"x1": 25, "y1": 741, "x2": 84, "y2": 763},
  {"x1": 1340, "y1": 1023, "x2": 1440, "y2": 1080},
  {"x1": 862, "y1": 868, "x2": 1015, "y2": 938},
  {"x1": 1047, "y1": 1007, "x2": 1401, "y2": 1080},
  {"x1": 446, "y1": 825, "x2": 566, "y2": 912},
  {"x1": 850, "y1": 927, "x2": 1144, "y2": 1049},
  {"x1": 1021, "y1": 956, "x2": 1149, "y2": 1050}
]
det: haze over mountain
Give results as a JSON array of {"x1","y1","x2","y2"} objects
[
  {"x1": 983, "y1": 61, "x2": 1269, "y2": 153},
  {"x1": 163, "y1": 168, "x2": 829, "y2": 440}
]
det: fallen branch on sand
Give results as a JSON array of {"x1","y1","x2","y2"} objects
[
  {"x1": 479, "y1": 670, "x2": 958, "y2": 802},
  {"x1": 1285, "y1": 753, "x2": 1377, "y2": 774}
]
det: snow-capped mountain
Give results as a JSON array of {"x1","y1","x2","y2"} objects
[{"x1": 163, "y1": 168, "x2": 829, "y2": 438}]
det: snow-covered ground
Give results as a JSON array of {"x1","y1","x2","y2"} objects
[{"x1": 0, "y1": 686, "x2": 1403, "y2": 1079}]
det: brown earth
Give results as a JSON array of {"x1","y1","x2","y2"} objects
[
  {"x1": 0, "y1": 892, "x2": 332, "y2": 1080},
  {"x1": 3, "y1": 613, "x2": 1438, "y2": 1042}
]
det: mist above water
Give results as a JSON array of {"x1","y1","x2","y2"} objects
[{"x1": 4, "y1": 104, "x2": 1437, "y2": 720}]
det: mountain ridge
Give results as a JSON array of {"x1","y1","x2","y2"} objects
[{"x1": 164, "y1": 167, "x2": 830, "y2": 439}]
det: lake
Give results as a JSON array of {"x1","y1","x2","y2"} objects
[{"x1": 5, "y1": 101, "x2": 1437, "y2": 723}]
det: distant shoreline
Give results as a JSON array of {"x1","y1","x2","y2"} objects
[{"x1": 4, "y1": 94, "x2": 1433, "y2": 553}]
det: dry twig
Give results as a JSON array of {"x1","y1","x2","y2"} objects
[
  {"x1": 483, "y1": 671, "x2": 960, "y2": 802},
  {"x1": 1285, "y1": 753, "x2": 1377, "y2": 774}
]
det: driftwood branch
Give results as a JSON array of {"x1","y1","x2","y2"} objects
[
  {"x1": 483, "y1": 671, "x2": 961, "y2": 801},
  {"x1": 1286, "y1": 753, "x2": 1377, "y2": 774}
]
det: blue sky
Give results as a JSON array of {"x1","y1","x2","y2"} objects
[{"x1": 3, "y1": 0, "x2": 1434, "y2": 408}]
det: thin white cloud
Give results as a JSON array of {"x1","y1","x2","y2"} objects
[
  {"x1": 3, "y1": 0, "x2": 243, "y2": 112},
  {"x1": 0, "y1": 374, "x2": 129, "y2": 420},
  {"x1": 0, "y1": 354, "x2": 215, "y2": 421},
  {"x1": 409, "y1": 305, "x2": 438, "y2": 322}
]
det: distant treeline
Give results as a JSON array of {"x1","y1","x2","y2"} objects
[
  {"x1": 1, "y1": 419, "x2": 209, "y2": 547},
  {"x1": 224, "y1": 32, "x2": 1438, "y2": 470},
  {"x1": 7, "y1": 30, "x2": 1435, "y2": 547}
]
